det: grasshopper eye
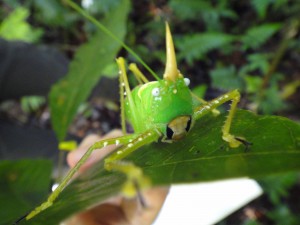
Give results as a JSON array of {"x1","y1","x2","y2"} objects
[
  {"x1": 184, "y1": 78, "x2": 190, "y2": 86},
  {"x1": 152, "y1": 87, "x2": 160, "y2": 97}
]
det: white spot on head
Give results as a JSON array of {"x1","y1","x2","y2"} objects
[
  {"x1": 184, "y1": 78, "x2": 190, "y2": 86},
  {"x1": 173, "y1": 89, "x2": 177, "y2": 94},
  {"x1": 104, "y1": 141, "x2": 108, "y2": 147},
  {"x1": 115, "y1": 140, "x2": 120, "y2": 145},
  {"x1": 124, "y1": 92, "x2": 127, "y2": 96},
  {"x1": 121, "y1": 82, "x2": 125, "y2": 86},
  {"x1": 152, "y1": 87, "x2": 160, "y2": 97}
]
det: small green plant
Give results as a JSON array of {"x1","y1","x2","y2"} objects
[{"x1": 0, "y1": 7, "x2": 43, "y2": 42}]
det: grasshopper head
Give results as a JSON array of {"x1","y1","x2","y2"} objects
[{"x1": 152, "y1": 23, "x2": 193, "y2": 140}]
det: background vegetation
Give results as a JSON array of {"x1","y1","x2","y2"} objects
[{"x1": 0, "y1": 0, "x2": 300, "y2": 224}]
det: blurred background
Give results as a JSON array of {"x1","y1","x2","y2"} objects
[{"x1": 0, "y1": 0, "x2": 300, "y2": 224}]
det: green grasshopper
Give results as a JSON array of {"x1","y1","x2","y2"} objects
[{"x1": 24, "y1": 5, "x2": 247, "y2": 222}]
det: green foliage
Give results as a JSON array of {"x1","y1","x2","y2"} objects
[
  {"x1": 21, "y1": 96, "x2": 46, "y2": 113},
  {"x1": 49, "y1": 0, "x2": 130, "y2": 141},
  {"x1": 83, "y1": 0, "x2": 122, "y2": 14},
  {"x1": 244, "y1": 76, "x2": 262, "y2": 94},
  {"x1": 192, "y1": 84, "x2": 207, "y2": 99},
  {"x1": 0, "y1": 160, "x2": 52, "y2": 225},
  {"x1": 258, "y1": 172, "x2": 299, "y2": 205},
  {"x1": 251, "y1": 0, "x2": 291, "y2": 19},
  {"x1": 176, "y1": 33, "x2": 236, "y2": 65},
  {"x1": 169, "y1": 0, "x2": 237, "y2": 31},
  {"x1": 18, "y1": 110, "x2": 300, "y2": 224},
  {"x1": 200, "y1": 0, "x2": 237, "y2": 31},
  {"x1": 0, "y1": 7, "x2": 43, "y2": 42},
  {"x1": 210, "y1": 65, "x2": 243, "y2": 90},
  {"x1": 31, "y1": 0, "x2": 76, "y2": 27},
  {"x1": 240, "y1": 23, "x2": 282, "y2": 50},
  {"x1": 242, "y1": 219, "x2": 261, "y2": 225},
  {"x1": 267, "y1": 205, "x2": 300, "y2": 225},
  {"x1": 169, "y1": 0, "x2": 212, "y2": 21},
  {"x1": 241, "y1": 53, "x2": 271, "y2": 76},
  {"x1": 251, "y1": 0, "x2": 274, "y2": 19},
  {"x1": 259, "y1": 75, "x2": 287, "y2": 114}
]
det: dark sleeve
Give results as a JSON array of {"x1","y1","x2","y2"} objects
[{"x1": 0, "y1": 38, "x2": 69, "y2": 101}]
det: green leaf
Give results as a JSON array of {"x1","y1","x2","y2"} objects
[
  {"x1": 169, "y1": 0, "x2": 211, "y2": 21},
  {"x1": 49, "y1": 0, "x2": 130, "y2": 141},
  {"x1": 251, "y1": 0, "x2": 273, "y2": 19},
  {"x1": 21, "y1": 110, "x2": 300, "y2": 224},
  {"x1": 192, "y1": 84, "x2": 207, "y2": 99},
  {"x1": 32, "y1": 0, "x2": 75, "y2": 27},
  {"x1": 0, "y1": 160, "x2": 52, "y2": 225},
  {"x1": 246, "y1": 53, "x2": 270, "y2": 74},
  {"x1": 21, "y1": 96, "x2": 46, "y2": 113},
  {"x1": 241, "y1": 23, "x2": 282, "y2": 50},
  {"x1": 84, "y1": 0, "x2": 122, "y2": 14},
  {"x1": 169, "y1": 0, "x2": 237, "y2": 30},
  {"x1": 258, "y1": 172, "x2": 299, "y2": 205},
  {"x1": 244, "y1": 76, "x2": 262, "y2": 94},
  {"x1": 176, "y1": 33, "x2": 236, "y2": 65},
  {"x1": 0, "y1": 7, "x2": 43, "y2": 42},
  {"x1": 210, "y1": 65, "x2": 243, "y2": 90},
  {"x1": 259, "y1": 76, "x2": 287, "y2": 114}
]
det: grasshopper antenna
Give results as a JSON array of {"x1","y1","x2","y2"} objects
[{"x1": 64, "y1": 0, "x2": 161, "y2": 81}]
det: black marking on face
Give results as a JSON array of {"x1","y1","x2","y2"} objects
[
  {"x1": 166, "y1": 126, "x2": 174, "y2": 139},
  {"x1": 185, "y1": 117, "x2": 192, "y2": 132}
]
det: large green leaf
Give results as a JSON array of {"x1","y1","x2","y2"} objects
[
  {"x1": 0, "y1": 160, "x2": 52, "y2": 225},
  {"x1": 20, "y1": 110, "x2": 300, "y2": 224},
  {"x1": 49, "y1": 0, "x2": 130, "y2": 141}
]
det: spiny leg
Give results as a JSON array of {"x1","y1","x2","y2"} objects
[
  {"x1": 118, "y1": 59, "x2": 149, "y2": 134},
  {"x1": 119, "y1": 68, "x2": 127, "y2": 134},
  {"x1": 104, "y1": 129, "x2": 161, "y2": 198},
  {"x1": 220, "y1": 91, "x2": 242, "y2": 147},
  {"x1": 116, "y1": 57, "x2": 140, "y2": 131},
  {"x1": 26, "y1": 134, "x2": 139, "y2": 220},
  {"x1": 191, "y1": 92, "x2": 220, "y2": 116},
  {"x1": 193, "y1": 89, "x2": 245, "y2": 148}
]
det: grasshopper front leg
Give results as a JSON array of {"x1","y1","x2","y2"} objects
[
  {"x1": 26, "y1": 133, "x2": 141, "y2": 220},
  {"x1": 104, "y1": 129, "x2": 161, "y2": 197}
]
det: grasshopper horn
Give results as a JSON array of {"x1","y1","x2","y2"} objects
[{"x1": 164, "y1": 23, "x2": 181, "y2": 82}]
